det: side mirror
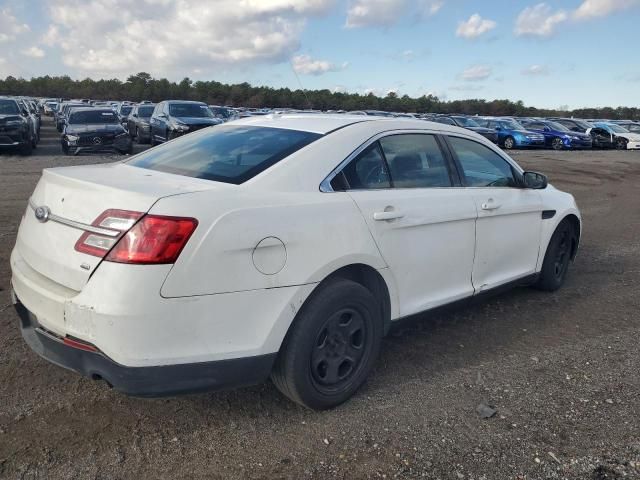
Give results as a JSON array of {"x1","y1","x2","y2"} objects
[
  {"x1": 157, "y1": 113, "x2": 167, "y2": 119},
  {"x1": 495, "y1": 126, "x2": 502, "y2": 131},
  {"x1": 543, "y1": 126, "x2": 551, "y2": 132},
  {"x1": 522, "y1": 171, "x2": 548, "y2": 189},
  {"x1": 571, "y1": 127, "x2": 580, "y2": 132},
  {"x1": 21, "y1": 109, "x2": 29, "y2": 116},
  {"x1": 133, "y1": 113, "x2": 138, "y2": 118}
]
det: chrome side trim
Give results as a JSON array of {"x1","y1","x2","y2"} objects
[
  {"x1": 28, "y1": 199, "x2": 120, "y2": 237},
  {"x1": 319, "y1": 127, "x2": 524, "y2": 192}
]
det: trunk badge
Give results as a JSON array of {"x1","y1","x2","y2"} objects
[{"x1": 34, "y1": 206, "x2": 51, "y2": 223}]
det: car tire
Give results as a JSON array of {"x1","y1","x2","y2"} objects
[
  {"x1": 551, "y1": 137, "x2": 564, "y2": 150},
  {"x1": 503, "y1": 136, "x2": 515, "y2": 149},
  {"x1": 150, "y1": 133, "x2": 158, "y2": 146},
  {"x1": 19, "y1": 140, "x2": 33, "y2": 156},
  {"x1": 615, "y1": 137, "x2": 628, "y2": 150},
  {"x1": 61, "y1": 143, "x2": 70, "y2": 155},
  {"x1": 534, "y1": 220, "x2": 577, "y2": 292},
  {"x1": 271, "y1": 278, "x2": 383, "y2": 410}
]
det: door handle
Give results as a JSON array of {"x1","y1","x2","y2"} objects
[
  {"x1": 373, "y1": 210, "x2": 404, "y2": 221},
  {"x1": 481, "y1": 200, "x2": 501, "y2": 211}
]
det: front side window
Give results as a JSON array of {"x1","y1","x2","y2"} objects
[
  {"x1": 379, "y1": 134, "x2": 452, "y2": 188},
  {"x1": 128, "y1": 125, "x2": 321, "y2": 185},
  {"x1": 335, "y1": 143, "x2": 391, "y2": 190},
  {"x1": 448, "y1": 136, "x2": 517, "y2": 188}
]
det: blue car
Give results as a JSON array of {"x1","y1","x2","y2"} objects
[
  {"x1": 476, "y1": 118, "x2": 545, "y2": 149},
  {"x1": 520, "y1": 119, "x2": 592, "y2": 150}
]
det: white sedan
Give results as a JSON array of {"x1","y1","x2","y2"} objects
[{"x1": 10, "y1": 115, "x2": 581, "y2": 409}]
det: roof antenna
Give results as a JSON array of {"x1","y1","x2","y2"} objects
[{"x1": 289, "y1": 58, "x2": 313, "y2": 110}]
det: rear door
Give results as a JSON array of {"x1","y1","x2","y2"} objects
[
  {"x1": 337, "y1": 133, "x2": 478, "y2": 317},
  {"x1": 445, "y1": 135, "x2": 543, "y2": 292}
]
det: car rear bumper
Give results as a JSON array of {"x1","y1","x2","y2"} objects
[{"x1": 14, "y1": 298, "x2": 276, "y2": 397}]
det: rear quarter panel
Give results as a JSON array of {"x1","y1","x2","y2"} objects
[{"x1": 154, "y1": 190, "x2": 388, "y2": 298}]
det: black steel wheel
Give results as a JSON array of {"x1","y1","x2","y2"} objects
[
  {"x1": 272, "y1": 278, "x2": 383, "y2": 410},
  {"x1": 534, "y1": 219, "x2": 577, "y2": 292}
]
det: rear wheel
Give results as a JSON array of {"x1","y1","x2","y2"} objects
[
  {"x1": 503, "y1": 136, "x2": 515, "y2": 149},
  {"x1": 271, "y1": 278, "x2": 383, "y2": 410},
  {"x1": 534, "y1": 220, "x2": 577, "y2": 292},
  {"x1": 551, "y1": 137, "x2": 564, "y2": 150}
]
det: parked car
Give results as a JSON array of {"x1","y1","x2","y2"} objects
[
  {"x1": 432, "y1": 115, "x2": 499, "y2": 143},
  {"x1": 520, "y1": 119, "x2": 592, "y2": 150},
  {"x1": 56, "y1": 102, "x2": 87, "y2": 132},
  {"x1": 589, "y1": 122, "x2": 640, "y2": 150},
  {"x1": 127, "y1": 103, "x2": 156, "y2": 144},
  {"x1": 476, "y1": 118, "x2": 545, "y2": 149},
  {"x1": 116, "y1": 103, "x2": 134, "y2": 128},
  {"x1": 11, "y1": 115, "x2": 581, "y2": 409},
  {"x1": 17, "y1": 98, "x2": 40, "y2": 146},
  {"x1": 149, "y1": 100, "x2": 222, "y2": 145},
  {"x1": 209, "y1": 105, "x2": 236, "y2": 123},
  {"x1": 0, "y1": 97, "x2": 35, "y2": 155},
  {"x1": 613, "y1": 121, "x2": 640, "y2": 134},
  {"x1": 61, "y1": 107, "x2": 132, "y2": 155},
  {"x1": 43, "y1": 100, "x2": 59, "y2": 116},
  {"x1": 547, "y1": 117, "x2": 593, "y2": 134}
]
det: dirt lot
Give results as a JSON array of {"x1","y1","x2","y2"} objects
[{"x1": 0, "y1": 119, "x2": 639, "y2": 480}]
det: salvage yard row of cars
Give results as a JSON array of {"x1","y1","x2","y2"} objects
[{"x1": 2, "y1": 95, "x2": 640, "y2": 156}]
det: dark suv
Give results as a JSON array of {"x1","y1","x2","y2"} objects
[
  {"x1": 61, "y1": 108, "x2": 132, "y2": 155},
  {"x1": 0, "y1": 97, "x2": 35, "y2": 155},
  {"x1": 149, "y1": 100, "x2": 222, "y2": 145},
  {"x1": 126, "y1": 103, "x2": 155, "y2": 144}
]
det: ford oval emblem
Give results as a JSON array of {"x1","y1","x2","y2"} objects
[{"x1": 34, "y1": 206, "x2": 51, "y2": 223}]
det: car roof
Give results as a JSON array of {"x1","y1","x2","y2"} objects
[
  {"x1": 231, "y1": 113, "x2": 475, "y2": 135},
  {"x1": 165, "y1": 100, "x2": 207, "y2": 104},
  {"x1": 70, "y1": 107, "x2": 113, "y2": 113}
]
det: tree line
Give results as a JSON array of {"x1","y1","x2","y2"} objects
[{"x1": 1, "y1": 72, "x2": 638, "y2": 120}]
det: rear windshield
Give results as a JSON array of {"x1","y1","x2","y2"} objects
[
  {"x1": 69, "y1": 110, "x2": 118, "y2": 124},
  {"x1": 120, "y1": 106, "x2": 133, "y2": 115},
  {"x1": 169, "y1": 103, "x2": 213, "y2": 118},
  {"x1": 0, "y1": 100, "x2": 20, "y2": 115},
  {"x1": 128, "y1": 125, "x2": 321, "y2": 184}
]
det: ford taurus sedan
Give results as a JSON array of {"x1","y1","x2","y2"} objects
[{"x1": 11, "y1": 115, "x2": 581, "y2": 409}]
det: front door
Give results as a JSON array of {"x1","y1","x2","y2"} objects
[{"x1": 446, "y1": 135, "x2": 543, "y2": 292}]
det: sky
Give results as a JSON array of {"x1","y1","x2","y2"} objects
[{"x1": 0, "y1": 0, "x2": 639, "y2": 109}]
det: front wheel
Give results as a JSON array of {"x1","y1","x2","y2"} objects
[
  {"x1": 615, "y1": 137, "x2": 628, "y2": 150},
  {"x1": 503, "y1": 136, "x2": 515, "y2": 149},
  {"x1": 551, "y1": 137, "x2": 564, "y2": 150},
  {"x1": 534, "y1": 220, "x2": 577, "y2": 292},
  {"x1": 271, "y1": 278, "x2": 383, "y2": 410}
]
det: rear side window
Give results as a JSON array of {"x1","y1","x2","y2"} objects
[
  {"x1": 379, "y1": 134, "x2": 452, "y2": 188},
  {"x1": 128, "y1": 125, "x2": 321, "y2": 184},
  {"x1": 448, "y1": 136, "x2": 517, "y2": 188}
]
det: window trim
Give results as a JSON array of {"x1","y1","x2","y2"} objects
[
  {"x1": 440, "y1": 134, "x2": 525, "y2": 189},
  {"x1": 320, "y1": 129, "x2": 460, "y2": 192}
]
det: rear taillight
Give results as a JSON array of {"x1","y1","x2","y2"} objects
[
  {"x1": 75, "y1": 209, "x2": 143, "y2": 257},
  {"x1": 105, "y1": 215, "x2": 198, "y2": 264}
]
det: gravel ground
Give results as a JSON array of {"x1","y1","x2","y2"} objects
[{"x1": 0, "y1": 119, "x2": 639, "y2": 480}]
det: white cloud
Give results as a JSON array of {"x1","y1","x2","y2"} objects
[
  {"x1": 514, "y1": 3, "x2": 568, "y2": 37},
  {"x1": 345, "y1": 0, "x2": 406, "y2": 28},
  {"x1": 460, "y1": 64, "x2": 492, "y2": 81},
  {"x1": 522, "y1": 64, "x2": 550, "y2": 76},
  {"x1": 573, "y1": 0, "x2": 640, "y2": 19},
  {"x1": 22, "y1": 46, "x2": 45, "y2": 58},
  {"x1": 291, "y1": 54, "x2": 347, "y2": 75},
  {"x1": 43, "y1": 0, "x2": 335, "y2": 76},
  {"x1": 0, "y1": 8, "x2": 30, "y2": 43},
  {"x1": 456, "y1": 14, "x2": 497, "y2": 39},
  {"x1": 417, "y1": 0, "x2": 444, "y2": 17},
  {"x1": 345, "y1": 0, "x2": 443, "y2": 28}
]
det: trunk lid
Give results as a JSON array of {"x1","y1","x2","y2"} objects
[{"x1": 16, "y1": 162, "x2": 223, "y2": 291}]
